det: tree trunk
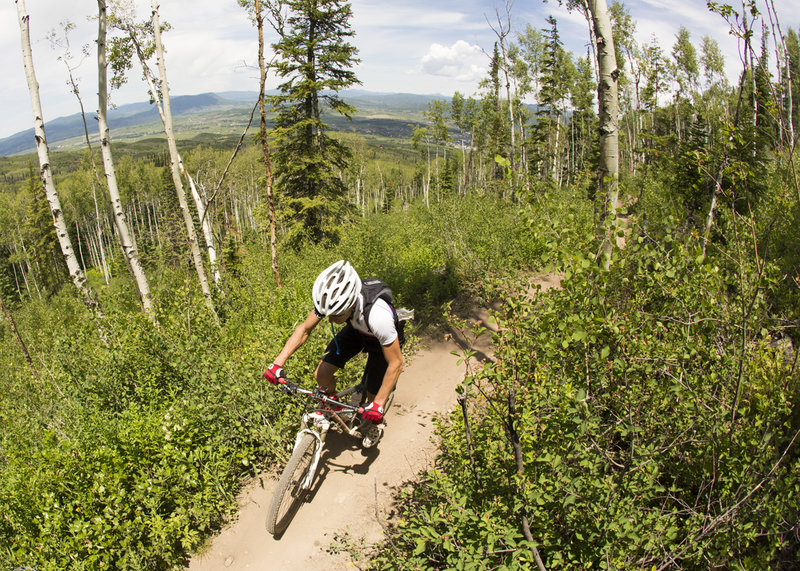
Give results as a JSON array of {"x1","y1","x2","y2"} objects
[
  {"x1": 16, "y1": 233, "x2": 41, "y2": 299},
  {"x1": 57, "y1": 36, "x2": 112, "y2": 287},
  {"x1": 182, "y1": 166, "x2": 221, "y2": 285},
  {"x1": 586, "y1": 0, "x2": 621, "y2": 268},
  {"x1": 489, "y1": 4, "x2": 517, "y2": 176},
  {"x1": 255, "y1": 0, "x2": 283, "y2": 287},
  {"x1": 16, "y1": 0, "x2": 101, "y2": 315},
  {"x1": 97, "y1": 0, "x2": 156, "y2": 321},
  {"x1": 765, "y1": 0, "x2": 795, "y2": 148},
  {"x1": 150, "y1": 0, "x2": 218, "y2": 323},
  {"x1": 0, "y1": 295, "x2": 41, "y2": 382},
  {"x1": 11, "y1": 261, "x2": 24, "y2": 298}
]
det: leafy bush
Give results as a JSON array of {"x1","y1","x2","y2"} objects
[
  {"x1": 0, "y1": 260, "x2": 316, "y2": 569},
  {"x1": 369, "y1": 225, "x2": 799, "y2": 569}
]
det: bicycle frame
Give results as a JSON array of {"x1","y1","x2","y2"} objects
[{"x1": 278, "y1": 378, "x2": 368, "y2": 490}]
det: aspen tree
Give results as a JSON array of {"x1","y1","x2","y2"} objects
[
  {"x1": 487, "y1": 1, "x2": 517, "y2": 176},
  {"x1": 566, "y1": 0, "x2": 621, "y2": 266},
  {"x1": 48, "y1": 21, "x2": 112, "y2": 286},
  {"x1": 107, "y1": 1, "x2": 220, "y2": 320},
  {"x1": 148, "y1": 0, "x2": 218, "y2": 321},
  {"x1": 15, "y1": 0, "x2": 102, "y2": 315},
  {"x1": 97, "y1": 0, "x2": 156, "y2": 322},
  {"x1": 589, "y1": 0, "x2": 621, "y2": 267}
]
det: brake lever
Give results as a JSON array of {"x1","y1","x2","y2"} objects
[{"x1": 279, "y1": 380, "x2": 297, "y2": 395}]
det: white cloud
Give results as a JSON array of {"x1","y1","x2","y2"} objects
[
  {"x1": 420, "y1": 40, "x2": 486, "y2": 82},
  {"x1": 352, "y1": 1, "x2": 478, "y2": 32}
]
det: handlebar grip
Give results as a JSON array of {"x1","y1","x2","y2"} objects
[{"x1": 276, "y1": 378, "x2": 298, "y2": 395}]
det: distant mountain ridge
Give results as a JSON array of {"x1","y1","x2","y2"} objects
[{"x1": 0, "y1": 90, "x2": 448, "y2": 156}]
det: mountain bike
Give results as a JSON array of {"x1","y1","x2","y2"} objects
[{"x1": 265, "y1": 376, "x2": 394, "y2": 535}]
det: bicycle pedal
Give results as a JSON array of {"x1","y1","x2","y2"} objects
[{"x1": 361, "y1": 423, "x2": 384, "y2": 448}]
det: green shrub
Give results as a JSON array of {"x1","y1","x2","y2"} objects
[{"x1": 370, "y1": 226, "x2": 799, "y2": 569}]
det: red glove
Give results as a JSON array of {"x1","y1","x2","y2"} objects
[
  {"x1": 264, "y1": 363, "x2": 286, "y2": 385},
  {"x1": 362, "y1": 401, "x2": 384, "y2": 423}
]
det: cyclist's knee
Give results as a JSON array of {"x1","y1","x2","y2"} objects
[{"x1": 315, "y1": 361, "x2": 338, "y2": 389}]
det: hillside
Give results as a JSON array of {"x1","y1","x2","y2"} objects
[{"x1": 0, "y1": 90, "x2": 447, "y2": 156}]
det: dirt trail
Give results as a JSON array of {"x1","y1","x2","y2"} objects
[
  {"x1": 189, "y1": 276, "x2": 560, "y2": 570},
  {"x1": 189, "y1": 336, "x2": 481, "y2": 571}
]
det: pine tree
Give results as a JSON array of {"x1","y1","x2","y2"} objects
[
  {"x1": 533, "y1": 16, "x2": 575, "y2": 183},
  {"x1": 481, "y1": 43, "x2": 509, "y2": 181},
  {"x1": 270, "y1": 0, "x2": 360, "y2": 246}
]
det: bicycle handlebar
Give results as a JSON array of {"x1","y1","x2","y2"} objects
[{"x1": 275, "y1": 378, "x2": 365, "y2": 415}]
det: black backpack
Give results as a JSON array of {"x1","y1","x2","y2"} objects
[{"x1": 360, "y1": 278, "x2": 405, "y2": 345}]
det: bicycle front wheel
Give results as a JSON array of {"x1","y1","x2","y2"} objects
[{"x1": 266, "y1": 432, "x2": 318, "y2": 535}]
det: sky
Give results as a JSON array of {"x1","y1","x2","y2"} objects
[{"x1": 3, "y1": 0, "x2": 800, "y2": 140}]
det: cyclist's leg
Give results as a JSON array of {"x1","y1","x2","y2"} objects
[
  {"x1": 360, "y1": 350, "x2": 390, "y2": 448},
  {"x1": 362, "y1": 344, "x2": 389, "y2": 401},
  {"x1": 314, "y1": 361, "x2": 339, "y2": 393},
  {"x1": 363, "y1": 331, "x2": 404, "y2": 401},
  {"x1": 316, "y1": 324, "x2": 363, "y2": 392}
]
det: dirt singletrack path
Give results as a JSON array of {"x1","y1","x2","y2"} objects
[
  {"x1": 188, "y1": 335, "x2": 483, "y2": 571},
  {"x1": 189, "y1": 275, "x2": 562, "y2": 570}
]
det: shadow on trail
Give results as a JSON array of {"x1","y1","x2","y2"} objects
[
  {"x1": 271, "y1": 431, "x2": 381, "y2": 540},
  {"x1": 310, "y1": 431, "x2": 381, "y2": 487}
]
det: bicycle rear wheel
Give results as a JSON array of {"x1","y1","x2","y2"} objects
[{"x1": 266, "y1": 432, "x2": 317, "y2": 535}]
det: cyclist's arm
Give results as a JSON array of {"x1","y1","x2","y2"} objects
[
  {"x1": 374, "y1": 337, "x2": 402, "y2": 408},
  {"x1": 273, "y1": 311, "x2": 321, "y2": 366}
]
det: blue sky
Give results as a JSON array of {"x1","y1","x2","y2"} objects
[{"x1": 3, "y1": 0, "x2": 800, "y2": 139}]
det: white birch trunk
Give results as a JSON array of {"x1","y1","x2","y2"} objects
[
  {"x1": 13, "y1": 240, "x2": 35, "y2": 299},
  {"x1": 87, "y1": 228, "x2": 99, "y2": 269},
  {"x1": 150, "y1": 0, "x2": 218, "y2": 322},
  {"x1": 552, "y1": 117, "x2": 561, "y2": 182},
  {"x1": 425, "y1": 140, "x2": 431, "y2": 208},
  {"x1": 586, "y1": 0, "x2": 621, "y2": 268},
  {"x1": 12, "y1": 262, "x2": 24, "y2": 298},
  {"x1": 97, "y1": 0, "x2": 155, "y2": 320},
  {"x1": 16, "y1": 0, "x2": 100, "y2": 314},
  {"x1": 76, "y1": 220, "x2": 86, "y2": 272},
  {"x1": 182, "y1": 166, "x2": 220, "y2": 284},
  {"x1": 153, "y1": 200, "x2": 163, "y2": 249}
]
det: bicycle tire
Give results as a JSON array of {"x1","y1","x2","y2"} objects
[{"x1": 265, "y1": 432, "x2": 317, "y2": 535}]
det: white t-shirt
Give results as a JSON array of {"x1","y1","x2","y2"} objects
[{"x1": 349, "y1": 295, "x2": 397, "y2": 346}]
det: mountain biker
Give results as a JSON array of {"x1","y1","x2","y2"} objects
[{"x1": 264, "y1": 260, "x2": 406, "y2": 447}]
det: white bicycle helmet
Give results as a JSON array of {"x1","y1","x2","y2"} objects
[{"x1": 312, "y1": 260, "x2": 362, "y2": 316}]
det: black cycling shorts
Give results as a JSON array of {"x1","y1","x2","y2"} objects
[{"x1": 321, "y1": 324, "x2": 394, "y2": 395}]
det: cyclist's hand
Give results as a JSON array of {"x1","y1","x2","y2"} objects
[
  {"x1": 362, "y1": 401, "x2": 384, "y2": 423},
  {"x1": 264, "y1": 363, "x2": 286, "y2": 385}
]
